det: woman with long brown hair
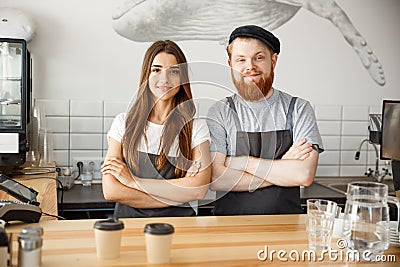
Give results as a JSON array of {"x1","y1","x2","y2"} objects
[{"x1": 101, "y1": 40, "x2": 211, "y2": 217}]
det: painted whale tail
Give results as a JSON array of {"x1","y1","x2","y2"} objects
[
  {"x1": 113, "y1": 0, "x2": 385, "y2": 86},
  {"x1": 301, "y1": 0, "x2": 385, "y2": 85}
]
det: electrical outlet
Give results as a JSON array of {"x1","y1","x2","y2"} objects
[{"x1": 72, "y1": 157, "x2": 104, "y2": 179}]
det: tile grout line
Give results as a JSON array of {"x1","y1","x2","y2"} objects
[
  {"x1": 338, "y1": 105, "x2": 343, "y2": 176},
  {"x1": 102, "y1": 101, "x2": 105, "y2": 158},
  {"x1": 68, "y1": 99, "x2": 71, "y2": 167}
]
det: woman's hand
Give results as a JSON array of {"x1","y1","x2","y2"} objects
[
  {"x1": 186, "y1": 160, "x2": 201, "y2": 177},
  {"x1": 282, "y1": 138, "x2": 312, "y2": 160},
  {"x1": 101, "y1": 157, "x2": 136, "y2": 188}
]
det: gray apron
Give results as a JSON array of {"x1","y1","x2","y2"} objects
[
  {"x1": 214, "y1": 96, "x2": 303, "y2": 215},
  {"x1": 114, "y1": 151, "x2": 195, "y2": 218}
]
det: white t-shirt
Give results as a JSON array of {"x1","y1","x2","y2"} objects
[{"x1": 107, "y1": 113, "x2": 210, "y2": 157}]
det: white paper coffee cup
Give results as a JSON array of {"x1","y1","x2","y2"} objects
[
  {"x1": 94, "y1": 218, "x2": 124, "y2": 259},
  {"x1": 144, "y1": 223, "x2": 174, "y2": 264}
]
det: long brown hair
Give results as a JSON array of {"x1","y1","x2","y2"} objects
[{"x1": 122, "y1": 40, "x2": 195, "y2": 177}]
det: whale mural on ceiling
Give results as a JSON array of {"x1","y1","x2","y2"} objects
[{"x1": 112, "y1": 0, "x2": 385, "y2": 86}]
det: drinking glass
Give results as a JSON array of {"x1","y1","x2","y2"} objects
[
  {"x1": 26, "y1": 150, "x2": 41, "y2": 167},
  {"x1": 306, "y1": 199, "x2": 338, "y2": 251},
  {"x1": 38, "y1": 128, "x2": 54, "y2": 166},
  {"x1": 80, "y1": 172, "x2": 93, "y2": 187}
]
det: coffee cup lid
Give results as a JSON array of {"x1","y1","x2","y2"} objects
[
  {"x1": 144, "y1": 223, "x2": 174, "y2": 235},
  {"x1": 94, "y1": 218, "x2": 124, "y2": 231}
]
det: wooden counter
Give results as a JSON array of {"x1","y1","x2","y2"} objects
[
  {"x1": 0, "y1": 166, "x2": 58, "y2": 220},
  {"x1": 5, "y1": 214, "x2": 400, "y2": 266}
]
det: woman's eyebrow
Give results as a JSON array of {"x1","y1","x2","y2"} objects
[{"x1": 151, "y1": 65, "x2": 179, "y2": 69}]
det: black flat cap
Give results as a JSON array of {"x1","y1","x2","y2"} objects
[{"x1": 229, "y1": 25, "x2": 280, "y2": 54}]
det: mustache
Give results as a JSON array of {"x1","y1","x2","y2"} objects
[
  {"x1": 243, "y1": 71, "x2": 261, "y2": 76},
  {"x1": 231, "y1": 66, "x2": 274, "y2": 101}
]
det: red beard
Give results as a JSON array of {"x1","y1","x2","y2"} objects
[{"x1": 232, "y1": 65, "x2": 274, "y2": 101}]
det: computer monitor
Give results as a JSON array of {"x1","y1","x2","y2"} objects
[{"x1": 381, "y1": 100, "x2": 400, "y2": 161}]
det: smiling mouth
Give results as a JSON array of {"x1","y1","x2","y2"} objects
[
  {"x1": 244, "y1": 74, "x2": 261, "y2": 81},
  {"x1": 157, "y1": 86, "x2": 173, "y2": 92},
  {"x1": 245, "y1": 73, "x2": 260, "y2": 78}
]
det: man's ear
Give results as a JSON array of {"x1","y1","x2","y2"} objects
[
  {"x1": 228, "y1": 59, "x2": 232, "y2": 67},
  {"x1": 272, "y1": 53, "x2": 278, "y2": 69}
]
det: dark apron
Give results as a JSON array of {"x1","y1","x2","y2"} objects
[
  {"x1": 114, "y1": 151, "x2": 195, "y2": 218},
  {"x1": 214, "y1": 96, "x2": 303, "y2": 215}
]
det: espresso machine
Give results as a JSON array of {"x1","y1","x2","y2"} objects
[{"x1": 0, "y1": 38, "x2": 32, "y2": 173}]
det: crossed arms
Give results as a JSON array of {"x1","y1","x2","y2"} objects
[
  {"x1": 209, "y1": 139, "x2": 319, "y2": 192},
  {"x1": 102, "y1": 136, "x2": 318, "y2": 208},
  {"x1": 102, "y1": 137, "x2": 211, "y2": 209}
]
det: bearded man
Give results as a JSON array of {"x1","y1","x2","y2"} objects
[{"x1": 207, "y1": 25, "x2": 324, "y2": 215}]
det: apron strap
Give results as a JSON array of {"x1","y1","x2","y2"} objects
[
  {"x1": 227, "y1": 96, "x2": 243, "y2": 131},
  {"x1": 285, "y1": 97, "x2": 297, "y2": 137},
  {"x1": 227, "y1": 96, "x2": 297, "y2": 133}
]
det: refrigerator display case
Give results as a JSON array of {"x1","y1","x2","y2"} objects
[{"x1": 0, "y1": 38, "x2": 32, "y2": 171}]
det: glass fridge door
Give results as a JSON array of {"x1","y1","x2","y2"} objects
[{"x1": 0, "y1": 40, "x2": 23, "y2": 129}]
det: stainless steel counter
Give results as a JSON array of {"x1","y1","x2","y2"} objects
[{"x1": 315, "y1": 176, "x2": 396, "y2": 196}]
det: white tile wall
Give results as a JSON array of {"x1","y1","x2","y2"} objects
[
  {"x1": 104, "y1": 101, "x2": 129, "y2": 117},
  {"x1": 53, "y1": 150, "x2": 69, "y2": 166},
  {"x1": 342, "y1": 106, "x2": 369, "y2": 120},
  {"x1": 70, "y1": 100, "x2": 103, "y2": 116},
  {"x1": 315, "y1": 104, "x2": 383, "y2": 177},
  {"x1": 316, "y1": 166, "x2": 339, "y2": 177},
  {"x1": 46, "y1": 117, "x2": 69, "y2": 133},
  {"x1": 69, "y1": 150, "x2": 104, "y2": 159},
  {"x1": 341, "y1": 136, "x2": 368, "y2": 151},
  {"x1": 35, "y1": 99, "x2": 69, "y2": 116},
  {"x1": 318, "y1": 151, "x2": 340, "y2": 165},
  {"x1": 37, "y1": 99, "x2": 383, "y2": 177},
  {"x1": 103, "y1": 117, "x2": 114, "y2": 133},
  {"x1": 70, "y1": 134, "x2": 103, "y2": 149},
  {"x1": 53, "y1": 133, "x2": 69, "y2": 150},
  {"x1": 321, "y1": 136, "x2": 340, "y2": 150},
  {"x1": 317, "y1": 121, "x2": 341, "y2": 135},
  {"x1": 340, "y1": 166, "x2": 368, "y2": 177},
  {"x1": 341, "y1": 121, "x2": 369, "y2": 135},
  {"x1": 315, "y1": 105, "x2": 341, "y2": 120},
  {"x1": 70, "y1": 117, "x2": 103, "y2": 133},
  {"x1": 340, "y1": 151, "x2": 366, "y2": 165},
  {"x1": 35, "y1": 99, "x2": 109, "y2": 167}
]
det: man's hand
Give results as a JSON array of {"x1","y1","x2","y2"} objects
[
  {"x1": 282, "y1": 138, "x2": 313, "y2": 160},
  {"x1": 101, "y1": 157, "x2": 136, "y2": 187}
]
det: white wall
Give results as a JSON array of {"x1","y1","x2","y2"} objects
[
  {"x1": 2, "y1": 0, "x2": 397, "y2": 176},
  {"x1": 1, "y1": 0, "x2": 399, "y2": 105}
]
